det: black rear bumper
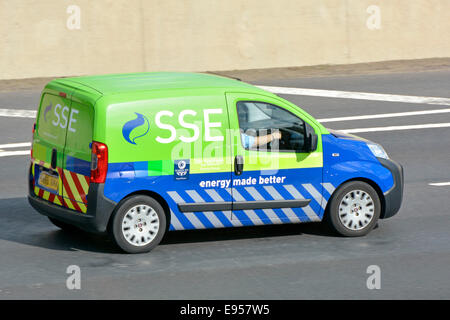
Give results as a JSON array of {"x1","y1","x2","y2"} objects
[
  {"x1": 28, "y1": 166, "x2": 116, "y2": 234},
  {"x1": 378, "y1": 158, "x2": 404, "y2": 219}
]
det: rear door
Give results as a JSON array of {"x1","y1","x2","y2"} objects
[
  {"x1": 60, "y1": 90, "x2": 95, "y2": 213},
  {"x1": 32, "y1": 89, "x2": 73, "y2": 207}
]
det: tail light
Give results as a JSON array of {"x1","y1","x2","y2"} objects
[
  {"x1": 90, "y1": 141, "x2": 108, "y2": 183},
  {"x1": 31, "y1": 122, "x2": 36, "y2": 158}
]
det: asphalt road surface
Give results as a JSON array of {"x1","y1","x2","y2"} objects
[{"x1": 0, "y1": 70, "x2": 449, "y2": 299}]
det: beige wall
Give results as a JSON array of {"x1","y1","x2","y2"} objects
[{"x1": 1, "y1": 0, "x2": 449, "y2": 80}]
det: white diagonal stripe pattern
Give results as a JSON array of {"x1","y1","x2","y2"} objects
[
  {"x1": 283, "y1": 184, "x2": 321, "y2": 221},
  {"x1": 204, "y1": 189, "x2": 242, "y2": 227},
  {"x1": 185, "y1": 190, "x2": 226, "y2": 228},
  {"x1": 244, "y1": 186, "x2": 290, "y2": 224},
  {"x1": 322, "y1": 183, "x2": 336, "y2": 196},
  {"x1": 169, "y1": 209, "x2": 185, "y2": 230},
  {"x1": 261, "y1": 186, "x2": 302, "y2": 223},
  {"x1": 225, "y1": 188, "x2": 267, "y2": 223},
  {"x1": 302, "y1": 183, "x2": 325, "y2": 210},
  {"x1": 166, "y1": 191, "x2": 205, "y2": 229}
]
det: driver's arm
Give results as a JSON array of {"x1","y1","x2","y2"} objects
[{"x1": 253, "y1": 131, "x2": 282, "y2": 147}]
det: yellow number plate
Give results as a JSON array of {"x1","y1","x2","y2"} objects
[{"x1": 38, "y1": 172, "x2": 59, "y2": 192}]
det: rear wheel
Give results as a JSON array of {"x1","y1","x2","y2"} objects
[
  {"x1": 325, "y1": 181, "x2": 381, "y2": 237},
  {"x1": 109, "y1": 195, "x2": 167, "y2": 254}
]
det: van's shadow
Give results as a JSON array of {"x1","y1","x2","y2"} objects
[{"x1": 0, "y1": 197, "x2": 335, "y2": 254}]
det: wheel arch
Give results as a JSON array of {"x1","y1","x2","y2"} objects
[
  {"x1": 324, "y1": 177, "x2": 386, "y2": 219},
  {"x1": 107, "y1": 189, "x2": 172, "y2": 232}
]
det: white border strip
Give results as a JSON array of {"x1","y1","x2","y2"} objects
[
  {"x1": 258, "y1": 86, "x2": 450, "y2": 106},
  {"x1": 0, "y1": 142, "x2": 31, "y2": 149},
  {"x1": 0, "y1": 150, "x2": 30, "y2": 157},
  {"x1": 0, "y1": 109, "x2": 36, "y2": 118},
  {"x1": 318, "y1": 108, "x2": 450, "y2": 123},
  {"x1": 341, "y1": 123, "x2": 450, "y2": 133},
  {"x1": 429, "y1": 182, "x2": 450, "y2": 187}
]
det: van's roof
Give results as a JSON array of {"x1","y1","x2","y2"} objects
[{"x1": 54, "y1": 72, "x2": 266, "y2": 96}]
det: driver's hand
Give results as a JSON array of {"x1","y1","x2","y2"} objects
[{"x1": 271, "y1": 131, "x2": 282, "y2": 140}]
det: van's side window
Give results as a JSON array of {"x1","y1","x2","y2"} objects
[{"x1": 237, "y1": 101, "x2": 307, "y2": 153}]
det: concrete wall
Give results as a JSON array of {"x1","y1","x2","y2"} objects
[{"x1": 1, "y1": 0, "x2": 449, "y2": 80}]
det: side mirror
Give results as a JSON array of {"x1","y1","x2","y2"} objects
[
  {"x1": 308, "y1": 133, "x2": 318, "y2": 152},
  {"x1": 305, "y1": 124, "x2": 318, "y2": 152}
]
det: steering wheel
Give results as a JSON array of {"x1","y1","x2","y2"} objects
[
  {"x1": 267, "y1": 129, "x2": 287, "y2": 150},
  {"x1": 281, "y1": 130, "x2": 291, "y2": 146}
]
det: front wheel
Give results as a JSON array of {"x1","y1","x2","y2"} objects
[
  {"x1": 325, "y1": 181, "x2": 381, "y2": 237},
  {"x1": 109, "y1": 195, "x2": 167, "y2": 254}
]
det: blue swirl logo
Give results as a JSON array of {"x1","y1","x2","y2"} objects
[
  {"x1": 122, "y1": 113, "x2": 150, "y2": 145},
  {"x1": 43, "y1": 103, "x2": 52, "y2": 122}
]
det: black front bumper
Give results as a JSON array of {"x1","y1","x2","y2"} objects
[
  {"x1": 378, "y1": 158, "x2": 404, "y2": 219},
  {"x1": 28, "y1": 166, "x2": 117, "y2": 234}
]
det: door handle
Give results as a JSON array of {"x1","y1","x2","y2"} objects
[
  {"x1": 51, "y1": 148, "x2": 57, "y2": 169},
  {"x1": 234, "y1": 155, "x2": 244, "y2": 176}
]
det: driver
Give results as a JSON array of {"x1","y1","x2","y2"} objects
[
  {"x1": 237, "y1": 104, "x2": 282, "y2": 149},
  {"x1": 241, "y1": 130, "x2": 282, "y2": 149}
]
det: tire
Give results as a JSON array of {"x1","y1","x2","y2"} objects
[
  {"x1": 48, "y1": 217, "x2": 79, "y2": 232},
  {"x1": 109, "y1": 195, "x2": 167, "y2": 254},
  {"x1": 325, "y1": 181, "x2": 381, "y2": 237}
]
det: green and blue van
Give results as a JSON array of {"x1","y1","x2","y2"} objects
[{"x1": 28, "y1": 72, "x2": 403, "y2": 253}]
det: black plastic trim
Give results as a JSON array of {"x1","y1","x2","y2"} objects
[
  {"x1": 28, "y1": 165, "x2": 117, "y2": 234},
  {"x1": 178, "y1": 202, "x2": 232, "y2": 212},
  {"x1": 234, "y1": 199, "x2": 310, "y2": 210},
  {"x1": 178, "y1": 199, "x2": 311, "y2": 212},
  {"x1": 377, "y1": 157, "x2": 404, "y2": 219}
]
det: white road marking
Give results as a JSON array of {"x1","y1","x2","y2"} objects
[
  {"x1": 0, "y1": 150, "x2": 29, "y2": 157},
  {"x1": 258, "y1": 86, "x2": 450, "y2": 106},
  {"x1": 0, "y1": 142, "x2": 31, "y2": 149},
  {"x1": 428, "y1": 182, "x2": 450, "y2": 187},
  {"x1": 318, "y1": 108, "x2": 450, "y2": 123},
  {"x1": 0, "y1": 109, "x2": 36, "y2": 118},
  {"x1": 0, "y1": 142, "x2": 31, "y2": 157},
  {"x1": 341, "y1": 123, "x2": 450, "y2": 133}
]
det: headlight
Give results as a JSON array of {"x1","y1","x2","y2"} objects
[{"x1": 367, "y1": 143, "x2": 389, "y2": 159}]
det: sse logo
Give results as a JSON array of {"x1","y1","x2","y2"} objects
[
  {"x1": 50, "y1": 104, "x2": 79, "y2": 133},
  {"x1": 122, "y1": 109, "x2": 224, "y2": 145},
  {"x1": 122, "y1": 113, "x2": 150, "y2": 145},
  {"x1": 43, "y1": 103, "x2": 52, "y2": 122}
]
